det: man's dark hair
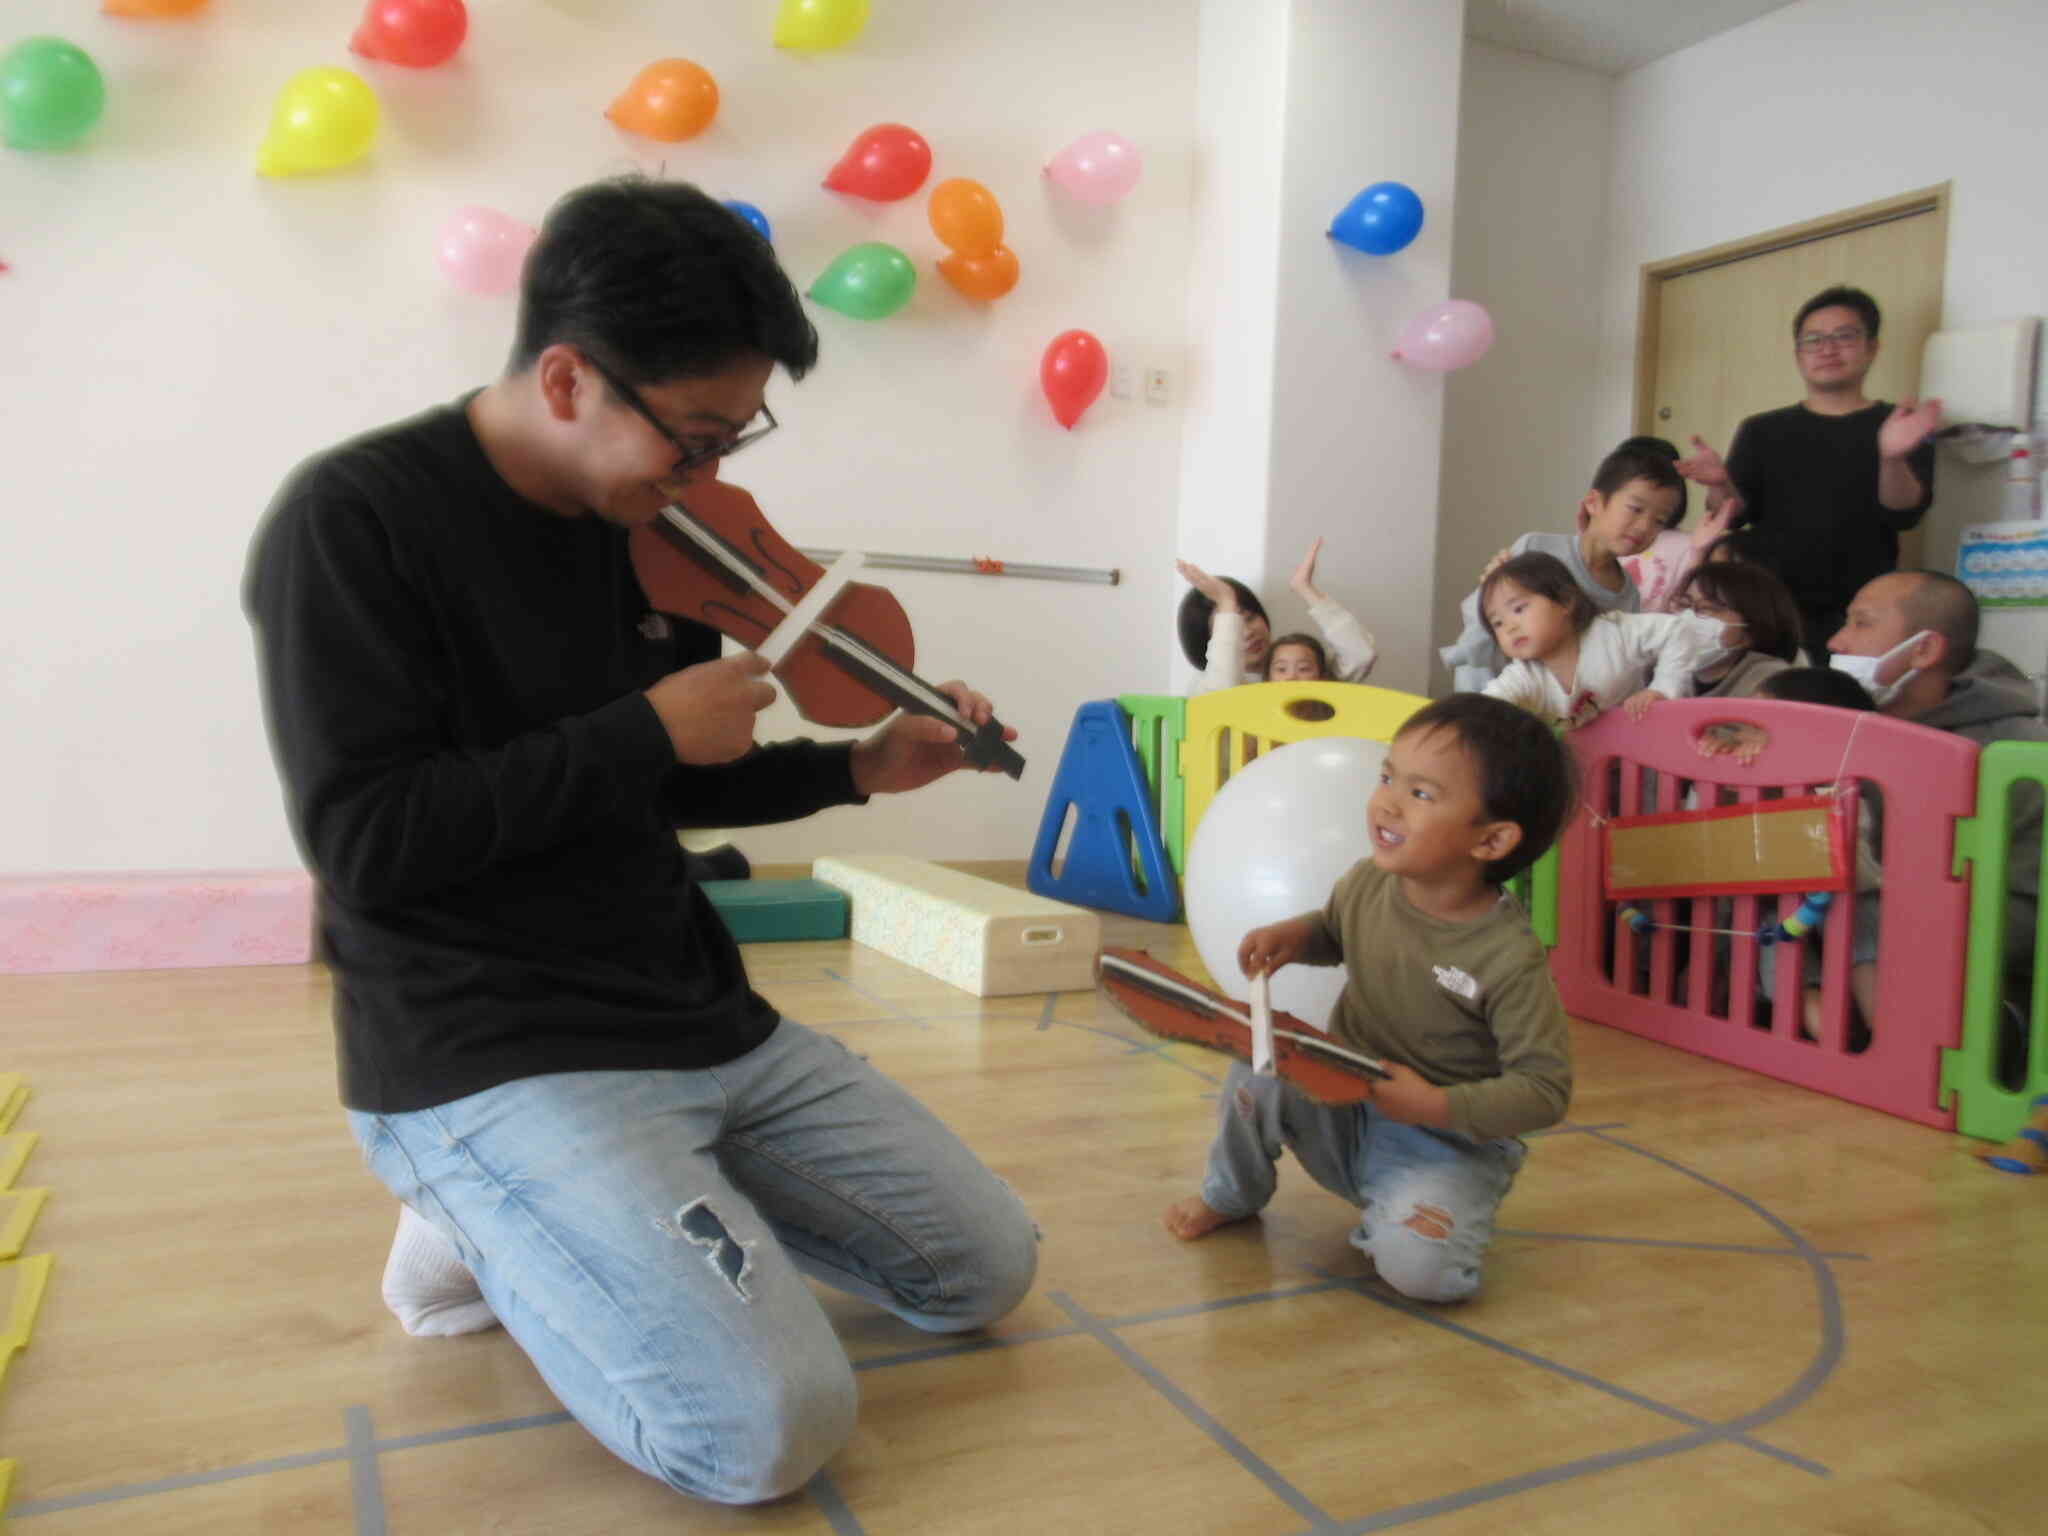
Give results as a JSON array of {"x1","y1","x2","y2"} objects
[
  {"x1": 1263, "y1": 632, "x2": 1329, "y2": 679},
  {"x1": 509, "y1": 177, "x2": 819, "y2": 384},
  {"x1": 1590, "y1": 439, "x2": 1686, "y2": 508},
  {"x1": 1673, "y1": 561, "x2": 1804, "y2": 662},
  {"x1": 1759, "y1": 667, "x2": 1875, "y2": 711},
  {"x1": 1897, "y1": 568, "x2": 1980, "y2": 671},
  {"x1": 1611, "y1": 434, "x2": 1688, "y2": 526},
  {"x1": 1480, "y1": 551, "x2": 1597, "y2": 637},
  {"x1": 1793, "y1": 284, "x2": 1881, "y2": 342},
  {"x1": 1178, "y1": 579, "x2": 1269, "y2": 669},
  {"x1": 1396, "y1": 695, "x2": 1578, "y2": 886}
]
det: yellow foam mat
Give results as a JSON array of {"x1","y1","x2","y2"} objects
[
  {"x1": 0, "y1": 1253, "x2": 53, "y2": 1392},
  {"x1": 0, "y1": 1133, "x2": 35, "y2": 1193},
  {"x1": 0, "y1": 1191, "x2": 47, "y2": 1262},
  {"x1": 0, "y1": 1077, "x2": 25, "y2": 1135}
]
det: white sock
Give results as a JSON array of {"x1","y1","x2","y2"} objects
[{"x1": 380, "y1": 1204, "x2": 498, "y2": 1337}]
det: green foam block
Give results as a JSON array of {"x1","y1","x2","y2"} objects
[{"x1": 703, "y1": 879, "x2": 850, "y2": 943}]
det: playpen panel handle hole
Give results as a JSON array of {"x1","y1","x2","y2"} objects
[{"x1": 1285, "y1": 698, "x2": 1336, "y2": 723}]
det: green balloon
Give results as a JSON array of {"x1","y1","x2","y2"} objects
[
  {"x1": 808, "y1": 242, "x2": 916, "y2": 320},
  {"x1": 1, "y1": 36, "x2": 107, "y2": 151}
]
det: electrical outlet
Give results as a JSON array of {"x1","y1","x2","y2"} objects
[
  {"x1": 1110, "y1": 362, "x2": 1136, "y2": 400},
  {"x1": 1144, "y1": 366, "x2": 1172, "y2": 405}
]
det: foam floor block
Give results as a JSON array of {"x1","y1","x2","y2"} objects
[
  {"x1": 0, "y1": 1253, "x2": 52, "y2": 1392},
  {"x1": 0, "y1": 871, "x2": 314, "y2": 974},
  {"x1": 702, "y1": 878, "x2": 850, "y2": 943},
  {"x1": 0, "y1": 1078, "x2": 23, "y2": 1136},
  {"x1": 813, "y1": 855, "x2": 1099, "y2": 997},
  {"x1": 0, "y1": 1192, "x2": 46, "y2": 1263},
  {"x1": 0, "y1": 1135, "x2": 34, "y2": 1193}
]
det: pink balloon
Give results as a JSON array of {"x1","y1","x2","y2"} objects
[
  {"x1": 435, "y1": 207, "x2": 536, "y2": 296},
  {"x1": 1041, "y1": 330, "x2": 1108, "y2": 429},
  {"x1": 1391, "y1": 299, "x2": 1495, "y2": 372},
  {"x1": 1044, "y1": 131, "x2": 1142, "y2": 206}
]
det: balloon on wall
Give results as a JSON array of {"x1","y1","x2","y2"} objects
[
  {"x1": 774, "y1": 0, "x2": 870, "y2": 50},
  {"x1": 436, "y1": 206, "x2": 535, "y2": 295},
  {"x1": 1040, "y1": 330, "x2": 1107, "y2": 429},
  {"x1": 823, "y1": 123, "x2": 930, "y2": 202},
  {"x1": 103, "y1": 0, "x2": 212, "y2": 16},
  {"x1": 1328, "y1": 180, "x2": 1423, "y2": 255},
  {"x1": 257, "y1": 67, "x2": 379, "y2": 177},
  {"x1": 607, "y1": 59, "x2": 719, "y2": 142},
  {"x1": 0, "y1": 37, "x2": 106, "y2": 151},
  {"x1": 1183, "y1": 736, "x2": 1386, "y2": 1030},
  {"x1": 351, "y1": 0, "x2": 469, "y2": 70},
  {"x1": 723, "y1": 199, "x2": 772, "y2": 243},
  {"x1": 809, "y1": 242, "x2": 916, "y2": 320},
  {"x1": 927, "y1": 178, "x2": 1003, "y2": 257},
  {"x1": 1043, "y1": 131, "x2": 1142, "y2": 206},
  {"x1": 1391, "y1": 299, "x2": 1495, "y2": 372},
  {"x1": 937, "y1": 246, "x2": 1019, "y2": 303}
]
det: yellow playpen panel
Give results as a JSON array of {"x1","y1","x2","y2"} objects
[{"x1": 1180, "y1": 681, "x2": 1431, "y2": 851}]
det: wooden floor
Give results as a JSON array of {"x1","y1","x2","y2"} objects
[{"x1": 3, "y1": 878, "x2": 2046, "y2": 1535}]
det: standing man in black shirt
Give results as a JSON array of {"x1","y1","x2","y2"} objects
[
  {"x1": 1676, "y1": 284, "x2": 1941, "y2": 660},
  {"x1": 244, "y1": 177, "x2": 1037, "y2": 1506}
]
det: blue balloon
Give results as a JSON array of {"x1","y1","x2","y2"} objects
[
  {"x1": 1328, "y1": 181, "x2": 1424, "y2": 256},
  {"x1": 723, "y1": 199, "x2": 773, "y2": 244}
]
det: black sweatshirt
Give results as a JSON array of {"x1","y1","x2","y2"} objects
[
  {"x1": 244, "y1": 399, "x2": 865, "y2": 1112},
  {"x1": 1725, "y1": 401, "x2": 1935, "y2": 612}
]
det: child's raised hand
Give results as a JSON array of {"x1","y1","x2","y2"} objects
[
  {"x1": 1289, "y1": 537, "x2": 1326, "y2": 602},
  {"x1": 1478, "y1": 546, "x2": 1512, "y2": 581},
  {"x1": 1675, "y1": 436, "x2": 1731, "y2": 490},
  {"x1": 1622, "y1": 688, "x2": 1668, "y2": 720},
  {"x1": 1237, "y1": 917, "x2": 1310, "y2": 980},
  {"x1": 1691, "y1": 493, "x2": 1742, "y2": 550},
  {"x1": 1176, "y1": 558, "x2": 1236, "y2": 610}
]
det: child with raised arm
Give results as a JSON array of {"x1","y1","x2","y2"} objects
[
  {"x1": 1163, "y1": 695, "x2": 1577, "y2": 1303},
  {"x1": 1441, "y1": 438, "x2": 1687, "y2": 690},
  {"x1": 1177, "y1": 537, "x2": 1377, "y2": 693},
  {"x1": 1480, "y1": 552, "x2": 1727, "y2": 730}
]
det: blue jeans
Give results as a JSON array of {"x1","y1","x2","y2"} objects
[
  {"x1": 1200, "y1": 1061, "x2": 1526, "y2": 1303},
  {"x1": 347, "y1": 1021, "x2": 1038, "y2": 1504}
]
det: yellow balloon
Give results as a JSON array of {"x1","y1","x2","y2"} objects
[
  {"x1": 774, "y1": 0, "x2": 870, "y2": 50},
  {"x1": 257, "y1": 67, "x2": 379, "y2": 178}
]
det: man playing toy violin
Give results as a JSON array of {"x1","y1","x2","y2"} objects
[{"x1": 244, "y1": 177, "x2": 1035, "y2": 1505}]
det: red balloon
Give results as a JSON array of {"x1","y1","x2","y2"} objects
[
  {"x1": 823, "y1": 123, "x2": 932, "y2": 202},
  {"x1": 1040, "y1": 330, "x2": 1108, "y2": 430},
  {"x1": 351, "y1": 0, "x2": 468, "y2": 69}
]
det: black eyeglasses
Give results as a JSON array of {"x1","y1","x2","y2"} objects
[
  {"x1": 585, "y1": 355, "x2": 778, "y2": 475},
  {"x1": 1794, "y1": 325, "x2": 1867, "y2": 354}
]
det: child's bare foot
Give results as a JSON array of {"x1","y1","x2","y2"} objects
[{"x1": 1164, "y1": 1196, "x2": 1246, "y2": 1241}]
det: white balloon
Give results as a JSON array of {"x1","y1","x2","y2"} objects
[{"x1": 1183, "y1": 736, "x2": 1387, "y2": 1030}]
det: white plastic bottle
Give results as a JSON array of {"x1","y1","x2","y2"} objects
[{"x1": 2004, "y1": 439, "x2": 2039, "y2": 522}]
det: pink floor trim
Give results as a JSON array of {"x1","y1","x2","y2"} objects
[{"x1": 0, "y1": 871, "x2": 314, "y2": 974}]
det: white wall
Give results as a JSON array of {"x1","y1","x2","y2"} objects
[
  {"x1": 1597, "y1": 0, "x2": 2048, "y2": 666},
  {"x1": 0, "y1": 0, "x2": 1199, "y2": 873},
  {"x1": 1433, "y1": 39, "x2": 1613, "y2": 691}
]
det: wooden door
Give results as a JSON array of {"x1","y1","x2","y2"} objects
[{"x1": 1638, "y1": 187, "x2": 1949, "y2": 566}]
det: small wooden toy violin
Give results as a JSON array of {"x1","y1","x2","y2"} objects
[{"x1": 629, "y1": 478, "x2": 1026, "y2": 779}]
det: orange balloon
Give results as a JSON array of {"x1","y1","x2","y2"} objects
[
  {"x1": 104, "y1": 0, "x2": 212, "y2": 13},
  {"x1": 927, "y1": 178, "x2": 1004, "y2": 258},
  {"x1": 937, "y1": 245, "x2": 1020, "y2": 302},
  {"x1": 606, "y1": 59, "x2": 719, "y2": 142}
]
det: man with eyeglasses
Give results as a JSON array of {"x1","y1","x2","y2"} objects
[
  {"x1": 1676, "y1": 284, "x2": 1941, "y2": 661},
  {"x1": 244, "y1": 177, "x2": 1036, "y2": 1506}
]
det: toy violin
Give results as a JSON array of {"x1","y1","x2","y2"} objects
[
  {"x1": 629, "y1": 478, "x2": 1026, "y2": 779},
  {"x1": 1099, "y1": 948, "x2": 1388, "y2": 1104}
]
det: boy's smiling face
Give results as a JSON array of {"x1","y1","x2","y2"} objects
[{"x1": 1369, "y1": 726, "x2": 1516, "y2": 883}]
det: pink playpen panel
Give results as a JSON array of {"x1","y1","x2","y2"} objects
[{"x1": 1551, "y1": 700, "x2": 1979, "y2": 1129}]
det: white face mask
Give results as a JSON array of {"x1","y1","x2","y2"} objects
[{"x1": 1830, "y1": 629, "x2": 1933, "y2": 707}]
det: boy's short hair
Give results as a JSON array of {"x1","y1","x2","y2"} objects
[
  {"x1": 1479, "y1": 551, "x2": 1597, "y2": 637},
  {"x1": 1264, "y1": 632, "x2": 1328, "y2": 678},
  {"x1": 1759, "y1": 667, "x2": 1876, "y2": 711},
  {"x1": 1673, "y1": 561, "x2": 1803, "y2": 662},
  {"x1": 1397, "y1": 694, "x2": 1578, "y2": 886},
  {"x1": 1177, "y1": 578, "x2": 1270, "y2": 669},
  {"x1": 511, "y1": 176, "x2": 819, "y2": 384},
  {"x1": 1590, "y1": 439, "x2": 1686, "y2": 509},
  {"x1": 1794, "y1": 284, "x2": 1881, "y2": 342},
  {"x1": 1610, "y1": 434, "x2": 1688, "y2": 527}
]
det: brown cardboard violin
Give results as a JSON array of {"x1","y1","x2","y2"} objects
[{"x1": 629, "y1": 478, "x2": 1025, "y2": 779}]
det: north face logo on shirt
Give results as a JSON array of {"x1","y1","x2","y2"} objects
[{"x1": 1434, "y1": 965, "x2": 1482, "y2": 1004}]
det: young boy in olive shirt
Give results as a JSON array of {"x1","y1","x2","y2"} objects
[{"x1": 1165, "y1": 695, "x2": 1577, "y2": 1302}]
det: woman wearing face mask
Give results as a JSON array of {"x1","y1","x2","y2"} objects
[{"x1": 1669, "y1": 562, "x2": 1806, "y2": 699}]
